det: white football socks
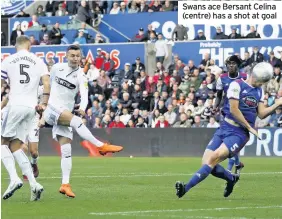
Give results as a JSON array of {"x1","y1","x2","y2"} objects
[
  {"x1": 1, "y1": 145, "x2": 19, "y2": 182},
  {"x1": 70, "y1": 116, "x2": 104, "y2": 147},
  {"x1": 13, "y1": 149, "x2": 37, "y2": 186},
  {"x1": 61, "y1": 144, "x2": 72, "y2": 184},
  {"x1": 30, "y1": 156, "x2": 38, "y2": 165}
]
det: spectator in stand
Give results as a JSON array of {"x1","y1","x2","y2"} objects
[
  {"x1": 131, "y1": 109, "x2": 140, "y2": 124},
  {"x1": 268, "y1": 51, "x2": 278, "y2": 67},
  {"x1": 164, "y1": 104, "x2": 177, "y2": 126},
  {"x1": 76, "y1": 0, "x2": 92, "y2": 24},
  {"x1": 89, "y1": 79, "x2": 103, "y2": 103},
  {"x1": 157, "y1": 99, "x2": 167, "y2": 115},
  {"x1": 120, "y1": 108, "x2": 131, "y2": 125},
  {"x1": 192, "y1": 115, "x2": 205, "y2": 128},
  {"x1": 91, "y1": 100, "x2": 103, "y2": 118},
  {"x1": 73, "y1": 29, "x2": 87, "y2": 44},
  {"x1": 29, "y1": 35, "x2": 39, "y2": 45},
  {"x1": 131, "y1": 84, "x2": 142, "y2": 108},
  {"x1": 55, "y1": 3, "x2": 67, "y2": 16},
  {"x1": 94, "y1": 33, "x2": 105, "y2": 44},
  {"x1": 195, "y1": 81, "x2": 209, "y2": 101},
  {"x1": 149, "y1": 0, "x2": 162, "y2": 12},
  {"x1": 87, "y1": 64, "x2": 100, "y2": 81},
  {"x1": 179, "y1": 75, "x2": 190, "y2": 96},
  {"x1": 138, "y1": 91, "x2": 150, "y2": 111},
  {"x1": 241, "y1": 52, "x2": 252, "y2": 68},
  {"x1": 132, "y1": 57, "x2": 145, "y2": 77},
  {"x1": 228, "y1": 27, "x2": 241, "y2": 39},
  {"x1": 101, "y1": 114, "x2": 111, "y2": 128},
  {"x1": 245, "y1": 26, "x2": 261, "y2": 38},
  {"x1": 213, "y1": 26, "x2": 228, "y2": 40},
  {"x1": 131, "y1": 28, "x2": 146, "y2": 42},
  {"x1": 194, "y1": 29, "x2": 206, "y2": 41},
  {"x1": 103, "y1": 100, "x2": 114, "y2": 114},
  {"x1": 97, "y1": 70, "x2": 111, "y2": 90},
  {"x1": 250, "y1": 46, "x2": 264, "y2": 64},
  {"x1": 162, "y1": 0, "x2": 174, "y2": 11},
  {"x1": 109, "y1": 116, "x2": 126, "y2": 128},
  {"x1": 110, "y1": 2, "x2": 120, "y2": 14},
  {"x1": 75, "y1": 22, "x2": 92, "y2": 43},
  {"x1": 127, "y1": 120, "x2": 135, "y2": 128},
  {"x1": 193, "y1": 99, "x2": 205, "y2": 117},
  {"x1": 35, "y1": 5, "x2": 46, "y2": 17},
  {"x1": 274, "y1": 65, "x2": 281, "y2": 83},
  {"x1": 146, "y1": 76, "x2": 156, "y2": 96},
  {"x1": 119, "y1": 2, "x2": 128, "y2": 14},
  {"x1": 148, "y1": 32, "x2": 157, "y2": 43},
  {"x1": 155, "y1": 115, "x2": 169, "y2": 128},
  {"x1": 128, "y1": 1, "x2": 139, "y2": 13},
  {"x1": 188, "y1": 60, "x2": 197, "y2": 74},
  {"x1": 155, "y1": 33, "x2": 168, "y2": 64},
  {"x1": 93, "y1": 117, "x2": 102, "y2": 128},
  {"x1": 40, "y1": 34, "x2": 51, "y2": 45},
  {"x1": 136, "y1": 116, "x2": 148, "y2": 128},
  {"x1": 102, "y1": 53, "x2": 115, "y2": 77},
  {"x1": 85, "y1": 109, "x2": 96, "y2": 128},
  {"x1": 39, "y1": 24, "x2": 51, "y2": 41},
  {"x1": 10, "y1": 24, "x2": 24, "y2": 46},
  {"x1": 45, "y1": 1, "x2": 63, "y2": 16},
  {"x1": 50, "y1": 22, "x2": 63, "y2": 45},
  {"x1": 145, "y1": 24, "x2": 156, "y2": 41},
  {"x1": 28, "y1": 15, "x2": 40, "y2": 28},
  {"x1": 162, "y1": 70, "x2": 171, "y2": 86},
  {"x1": 190, "y1": 69, "x2": 202, "y2": 90},
  {"x1": 172, "y1": 24, "x2": 188, "y2": 41},
  {"x1": 156, "y1": 78, "x2": 168, "y2": 93},
  {"x1": 140, "y1": 0, "x2": 149, "y2": 12},
  {"x1": 95, "y1": 48, "x2": 105, "y2": 69},
  {"x1": 120, "y1": 92, "x2": 132, "y2": 110},
  {"x1": 121, "y1": 63, "x2": 134, "y2": 82},
  {"x1": 66, "y1": 0, "x2": 78, "y2": 15},
  {"x1": 199, "y1": 53, "x2": 210, "y2": 72},
  {"x1": 206, "y1": 116, "x2": 220, "y2": 128},
  {"x1": 150, "y1": 109, "x2": 160, "y2": 127},
  {"x1": 173, "y1": 113, "x2": 191, "y2": 128}
]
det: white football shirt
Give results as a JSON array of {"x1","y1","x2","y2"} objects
[
  {"x1": 1, "y1": 50, "x2": 49, "y2": 108},
  {"x1": 48, "y1": 63, "x2": 88, "y2": 112}
]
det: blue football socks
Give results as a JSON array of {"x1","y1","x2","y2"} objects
[
  {"x1": 211, "y1": 164, "x2": 234, "y2": 182},
  {"x1": 227, "y1": 158, "x2": 235, "y2": 171},
  {"x1": 184, "y1": 164, "x2": 212, "y2": 193}
]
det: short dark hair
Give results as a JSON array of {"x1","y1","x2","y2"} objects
[{"x1": 67, "y1": 45, "x2": 81, "y2": 52}]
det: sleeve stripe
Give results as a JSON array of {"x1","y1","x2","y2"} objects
[
  {"x1": 1, "y1": 70, "x2": 7, "y2": 75},
  {"x1": 1, "y1": 75, "x2": 8, "y2": 79}
]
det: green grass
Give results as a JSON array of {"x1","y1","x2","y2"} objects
[{"x1": 1, "y1": 157, "x2": 282, "y2": 219}]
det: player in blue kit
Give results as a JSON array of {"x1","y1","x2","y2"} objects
[
  {"x1": 175, "y1": 62, "x2": 282, "y2": 198},
  {"x1": 214, "y1": 55, "x2": 247, "y2": 174}
]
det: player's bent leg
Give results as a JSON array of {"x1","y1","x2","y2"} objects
[
  {"x1": 1, "y1": 137, "x2": 23, "y2": 200},
  {"x1": 57, "y1": 136, "x2": 75, "y2": 198},
  {"x1": 29, "y1": 142, "x2": 39, "y2": 178},
  {"x1": 234, "y1": 155, "x2": 245, "y2": 175},
  {"x1": 58, "y1": 110, "x2": 123, "y2": 154}
]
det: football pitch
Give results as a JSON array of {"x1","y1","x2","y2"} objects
[{"x1": 1, "y1": 157, "x2": 282, "y2": 219}]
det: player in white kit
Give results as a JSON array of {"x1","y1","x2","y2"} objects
[
  {"x1": 43, "y1": 45, "x2": 123, "y2": 198},
  {"x1": 2, "y1": 85, "x2": 44, "y2": 180},
  {"x1": 1, "y1": 36, "x2": 50, "y2": 201}
]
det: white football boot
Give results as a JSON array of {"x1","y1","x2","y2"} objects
[
  {"x1": 2, "y1": 178, "x2": 23, "y2": 200},
  {"x1": 30, "y1": 182, "x2": 44, "y2": 201}
]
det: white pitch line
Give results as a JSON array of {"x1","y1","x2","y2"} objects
[
  {"x1": 88, "y1": 205, "x2": 282, "y2": 216},
  {"x1": 4, "y1": 171, "x2": 280, "y2": 179}
]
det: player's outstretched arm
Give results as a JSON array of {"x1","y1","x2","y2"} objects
[{"x1": 257, "y1": 98, "x2": 282, "y2": 119}]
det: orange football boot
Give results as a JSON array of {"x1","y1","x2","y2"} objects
[
  {"x1": 98, "y1": 143, "x2": 123, "y2": 155},
  {"x1": 59, "y1": 184, "x2": 75, "y2": 198}
]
